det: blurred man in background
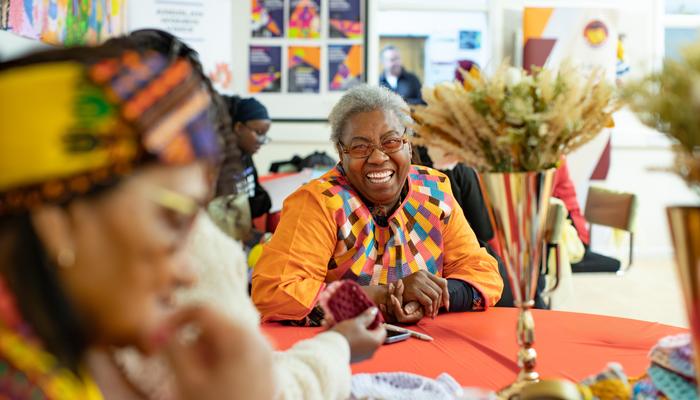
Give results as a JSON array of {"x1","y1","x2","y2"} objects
[{"x1": 379, "y1": 45, "x2": 423, "y2": 105}]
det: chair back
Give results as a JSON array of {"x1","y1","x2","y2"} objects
[{"x1": 584, "y1": 186, "x2": 637, "y2": 232}]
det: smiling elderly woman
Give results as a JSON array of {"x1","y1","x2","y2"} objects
[{"x1": 252, "y1": 85, "x2": 502, "y2": 325}]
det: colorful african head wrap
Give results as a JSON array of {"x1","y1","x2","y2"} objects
[{"x1": 0, "y1": 49, "x2": 220, "y2": 215}]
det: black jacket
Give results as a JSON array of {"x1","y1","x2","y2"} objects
[
  {"x1": 379, "y1": 68, "x2": 424, "y2": 105},
  {"x1": 441, "y1": 164, "x2": 494, "y2": 242},
  {"x1": 242, "y1": 155, "x2": 272, "y2": 219}
]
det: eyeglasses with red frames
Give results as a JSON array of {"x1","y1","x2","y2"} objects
[{"x1": 339, "y1": 128, "x2": 408, "y2": 159}]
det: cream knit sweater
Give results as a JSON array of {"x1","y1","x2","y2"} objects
[{"x1": 117, "y1": 213, "x2": 352, "y2": 400}]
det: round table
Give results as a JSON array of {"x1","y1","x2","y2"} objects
[{"x1": 262, "y1": 308, "x2": 686, "y2": 390}]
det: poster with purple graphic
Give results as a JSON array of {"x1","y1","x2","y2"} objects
[
  {"x1": 288, "y1": 0, "x2": 321, "y2": 39},
  {"x1": 288, "y1": 46, "x2": 320, "y2": 93},
  {"x1": 249, "y1": 46, "x2": 282, "y2": 93},
  {"x1": 328, "y1": 44, "x2": 363, "y2": 91},
  {"x1": 251, "y1": 0, "x2": 284, "y2": 38},
  {"x1": 329, "y1": 0, "x2": 362, "y2": 39}
]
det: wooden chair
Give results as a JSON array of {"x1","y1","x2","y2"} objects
[{"x1": 584, "y1": 186, "x2": 638, "y2": 272}]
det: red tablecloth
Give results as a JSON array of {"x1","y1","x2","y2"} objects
[{"x1": 262, "y1": 308, "x2": 686, "y2": 390}]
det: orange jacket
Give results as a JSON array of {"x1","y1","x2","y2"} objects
[{"x1": 252, "y1": 165, "x2": 503, "y2": 321}]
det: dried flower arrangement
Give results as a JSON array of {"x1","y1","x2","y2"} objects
[
  {"x1": 624, "y1": 42, "x2": 700, "y2": 194},
  {"x1": 411, "y1": 63, "x2": 620, "y2": 172}
]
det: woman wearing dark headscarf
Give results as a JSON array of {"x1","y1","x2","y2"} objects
[
  {"x1": 0, "y1": 41, "x2": 274, "y2": 399},
  {"x1": 209, "y1": 96, "x2": 273, "y2": 240}
]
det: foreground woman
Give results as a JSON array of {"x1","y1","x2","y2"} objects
[
  {"x1": 253, "y1": 85, "x2": 503, "y2": 325},
  {"x1": 108, "y1": 213, "x2": 385, "y2": 400},
  {"x1": 0, "y1": 43, "x2": 273, "y2": 398}
]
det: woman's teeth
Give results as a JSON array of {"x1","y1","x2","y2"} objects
[{"x1": 366, "y1": 171, "x2": 393, "y2": 183}]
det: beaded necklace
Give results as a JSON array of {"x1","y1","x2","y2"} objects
[{"x1": 0, "y1": 277, "x2": 103, "y2": 400}]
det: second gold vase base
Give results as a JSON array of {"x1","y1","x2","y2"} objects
[{"x1": 499, "y1": 377, "x2": 583, "y2": 400}]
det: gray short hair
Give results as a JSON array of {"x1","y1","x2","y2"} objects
[
  {"x1": 381, "y1": 45, "x2": 398, "y2": 57},
  {"x1": 328, "y1": 84, "x2": 413, "y2": 144}
]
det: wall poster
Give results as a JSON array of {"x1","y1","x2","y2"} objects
[
  {"x1": 288, "y1": 46, "x2": 321, "y2": 93},
  {"x1": 252, "y1": 0, "x2": 284, "y2": 37},
  {"x1": 329, "y1": 0, "x2": 362, "y2": 39},
  {"x1": 328, "y1": 44, "x2": 363, "y2": 91},
  {"x1": 288, "y1": 0, "x2": 321, "y2": 39},
  {"x1": 249, "y1": 46, "x2": 283, "y2": 93}
]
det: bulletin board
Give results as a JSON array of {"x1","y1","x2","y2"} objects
[{"x1": 242, "y1": 0, "x2": 370, "y2": 121}]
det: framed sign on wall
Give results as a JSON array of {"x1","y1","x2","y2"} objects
[{"x1": 128, "y1": 0, "x2": 235, "y2": 94}]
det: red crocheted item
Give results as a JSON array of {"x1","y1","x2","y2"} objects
[{"x1": 319, "y1": 280, "x2": 383, "y2": 329}]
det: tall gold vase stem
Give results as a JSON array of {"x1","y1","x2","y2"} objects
[
  {"x1": 516, "y1": 303, "x2": 539, "y2": 383},
  {"x1": 480, "y1": 170, "x2": 555, "y2": 398}
]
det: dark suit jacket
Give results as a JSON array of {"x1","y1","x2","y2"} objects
[{"x1": 379, "y1": 68, "x2": 424, "y2": 105}]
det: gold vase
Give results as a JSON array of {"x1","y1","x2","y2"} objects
[
  {"x1": 480, "y1": 169, "x2": 555, "y2": 398},
  {"x1": 667, "y1": 206, "x2": 700, "y2": 384}
]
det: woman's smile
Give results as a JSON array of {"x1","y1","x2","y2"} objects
[{"x1": 365, "y1": 169, "x2": 395, "y2": 185}]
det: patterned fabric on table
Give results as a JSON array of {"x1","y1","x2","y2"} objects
[{"x1": 321, "y1": 165, "x2": 455, "y2": 285}]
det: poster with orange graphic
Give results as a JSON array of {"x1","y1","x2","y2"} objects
[
  {"x1": 251, "y1": 0, "x2": 284, "y2": 38},
  {"x1": 523, "y1": 7, "x2": 618, "y2": 81},
  {"x1": 249, "y1": 46, "x2": 282, "y2": 93},
  {"x1": 329, "y1": 0, "x2": 362, "y2": 39},
  {"x1": 288, "y1": 46, "x2": 320, "y2": 93},
  {"x1": 288, "y1": 0, "x2": 320, "y2": 39},
  {"x1": 329, "y1": 44, "x2": 363, "y2": 91}
]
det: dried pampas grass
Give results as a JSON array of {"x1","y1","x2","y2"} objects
[
  {"x1": 625, "y1": 41, "x2": 700, "y2": 194},
  {"x1": 411, "y1": 62, "x2": 620, "y2": 172}
]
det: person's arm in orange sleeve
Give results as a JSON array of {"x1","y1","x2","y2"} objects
[
  {"x1": 441, "y1": 201, "x2": 503, "y2": 309},
  {"x1": 252, "y1": 189, "x2": 337, "y2": 322}
]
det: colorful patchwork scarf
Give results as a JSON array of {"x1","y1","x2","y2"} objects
[{"x1": 321, "y1": 165, "x2": 455, "y2": 285}]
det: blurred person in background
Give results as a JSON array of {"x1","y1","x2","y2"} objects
[
  {"x1": 209, "y1": 96, "x2": 273, "y2": 242},
  {"x1": 0, "y1": 41, "x2": 275, "y2": 399},
  {"x1": 379, "y1": 45, "x2": 424, "y2": 105}
]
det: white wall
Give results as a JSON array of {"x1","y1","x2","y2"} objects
[{"x1": 0, "y1": 30, "x2": 52, "y2": 61}]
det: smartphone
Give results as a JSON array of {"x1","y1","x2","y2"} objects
[{"x1": 384, "y1": 330, "x2": 410, "y2": 344}]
